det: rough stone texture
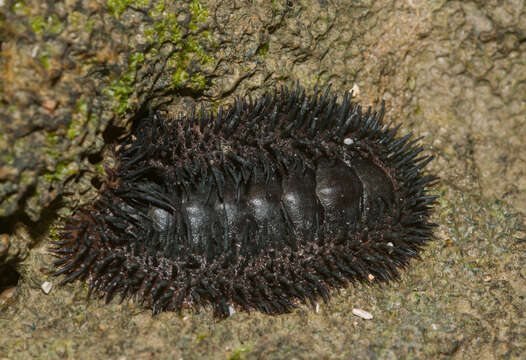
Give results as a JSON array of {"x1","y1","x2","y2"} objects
[{"x1": 0, "y1": 0, "x2": 525, "y2": 359}]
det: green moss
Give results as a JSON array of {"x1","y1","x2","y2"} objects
[
  {"x1": 66, "y1": 97, "x2": 96, "y2": 139},
  {"x1": 190, "y1": 73, "x2": 207, "y2": 90},
  {"x1": 195, "y1": 332, "x2": 209, "y2": 343},
  {"x1": 43, "y1": 161, "x2": 77, "y2": 183},
  {"x1": 0, "y1": 16, "x2": 4, "y2": 39},
  {"x1": 39, "y1": 54, "x2": 50, "y2": 69},
  {"x1": 186, "y1": 36, "x2": 214, "y2": 64},
  {"x1": 13, "y1": 137, "x2": 26, "y2": 154},
  {"x1": 107, "y1": 0, "x2": 150, "y2": 18},
  {"x1": 68, "y1": 11, "x2": 94, "y2": 33},
  {"x1": 68, "y1": 12, "x2": 81, "y2": 30},
  {"x1": 0, "y1": 140, "x2": 15, "y2": 166},
  {"x1": 11, "y1": 1, "x2": 30, "y2": 16},
  {"x1": 413, "y1": 104, "x2": 423, "y2": 116},
  {"x1": 46, "y1": 14, "x2": 63, "y2": 34},
  {"x1": 167, "y1": 34, "x2": 213, "y2": 89},
  {"x1": 19, "y1": 171, "x2": 33, "y2": 187},
  {"x1": 256, "y1": 42, "x2": 269, "y2": 57},
  {"x1": 48, "y1": 225, "x2": 61, "y2": 243},
  {"x1": 152, "y1": 12, "x2": 182, "y2": 43},
  {"x1": 30, "y1": 14, "x2": 63, "y2": 35},
  {"x1": 190, "y1": 0, "x2": 208, "y2": 23},
  {"x1": 104, "y1": 0, "x2": 214, "y2": 113},
  {"x1": 1, "y1": 155, "x2": 14, "y2": 167},
  {"x1": 104, "y1": 52, "x2": 145, "y2": 114},
  {"x1": 86, "y1": 18, "x2": 95, "y2": 33},
  {"x1": 67, "y1": 121, "x2": 81, "y2": 140},
  {"x1": 44, "y1": 147, "x2": 61, "y2": 161},
  {"x1": 201, "y1": 30, "x2": 216, "y2": 47},
  {"x1": 153, "y1": 0, "x2": 165, "y2": 13},
  {"x1": 95, "y1": 162, "x2": 106, "y2": 176},
  {"x1": 30, "y1": 16, "x2": 44, "y2": 34},
  {"x1": 172, "y1": 67, "x2": 189, "y2": 87},
  {"x1": 228, "y1": 344, "x2": 253, "y2": 360},
  {"x1": 46, "y1": 131, "x2": 59, "y2": 145},
  {"x1": 107, "y1": 0, "x2": 128, "y2": 17},
  {"x1": 189, "y1": 0, "x2": 209, "y2": 31}
]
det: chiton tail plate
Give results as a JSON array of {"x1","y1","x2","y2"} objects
[{"x1": 51, "y1": 84, "x2": 438, "y2": 318}]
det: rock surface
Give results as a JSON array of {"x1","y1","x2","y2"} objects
[{"x1": 0, "y1": 0, "x2": 525, "y2": 359}]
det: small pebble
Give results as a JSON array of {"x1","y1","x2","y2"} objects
[
  {"x1": 351, "y1": 84, "x2": 360, "y2": 96},
  {"x1": 42, "y1": 99, "x2": 57, "y2": 112},
  {"x1": 0, "y1": 234, "x2": 10, "y2": 257},
  {"x1": 41, "y1": 281, "x2": 53, "y2": 294},
  {"x1": 352, "y1": 308, "x2": 373, "y2": 320},
  {"x1": 0, "y1": 287, "x2": 16, "y2": 305}
]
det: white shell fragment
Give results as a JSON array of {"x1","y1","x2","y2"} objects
[
  {"x1": 351, "y1": 83, "x2": 360, "y2": 96},
  {"x1": 41, "y1": 281, "x2": 53, "y2": 294},
  {"x1": 352, "y1": 308, "x2": 373, "y2": 320}
]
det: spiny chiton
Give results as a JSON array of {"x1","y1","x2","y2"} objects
[{"x1": 52, "y1": 84, "x2": 438, "y2": 318}]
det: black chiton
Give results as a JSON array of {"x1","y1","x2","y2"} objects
[{"x1": 52, "y1": 84, "x2": 438, "y2": 317}]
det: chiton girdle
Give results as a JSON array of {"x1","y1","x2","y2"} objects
[{"x1": 51, "y1": 84, "x2": 438, "y2": 318}]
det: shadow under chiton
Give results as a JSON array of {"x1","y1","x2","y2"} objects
[{"x1": 52, "y1": 84, "x2": 438, "y2": 318}]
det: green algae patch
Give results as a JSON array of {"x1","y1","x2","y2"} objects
[
  {"x1": 256, "y1": 42, "x2": 269, "y2": 57},
  {"x1": 38, "y1": 48, "x2": 51, "y2": 69},
  {"x1": 66, "y1": 109, "x2": 83, "y2": 140},
  {"x1": 43, "y1": 161, "x2": 78, "y2": 183},
  {"x1": 189, "y1": 0, "x2": 209, "y2": 30},
  {"x1": 190, "y1": 0, "x2": 208, "y2": 23},
  {"x1": 48, "y1": 224, "x2": 61, "y2": 243},
  {"x1": 104, "y1": 52, "x2": 145, "y2": 115},
  {"x1": 0, "y1": 133, "x2": 15, "y2": 167},
  {"x1": 149, "y1": 12, "x2": 182, "y2": 43},
  {"x1": 30, "y1": 14, "x2": 63, "y2": 35},
  {"x1": 107, "y1": 0, "x2": 150, "y2": 18},
  {"x1": 29, "y1": 15, "x2": 44, "y2": 34},
  {"x1": 24, "y1": 159, "x2": 80, "y2": 220},
  {"x1": 46, "y1": 132, "x2": 59, "y2": 146},
  {"x1": 19, "y1": 170, "x2": 34, "y2": 187},
  {"x1": 228, "y1": 344, "x2": 254, "y2": 360},
  {"x1": 95, "y1": 162, "x2": 106, "y2": 176},
  {"x1": 66, "y1": 97, "x2": 100, "y2": 139},
  {"x1": 68, "y1": 11, "x2": 95, "y2": 33},
  {"x1": 10, "y1": 1, "x2": 30, "y2": 16},
  {"x1": 190, "y1": 73, "x2": 207, "y2": 90},
  {"x1": 146, "y1": 5, "x2": 214, "y2": 88},
  {"x1": 168, "y1": 35, "x2": 214, "y2": 90},
  {"x1": 102, "y1": 0, "x2": 215, "y2": 115}
]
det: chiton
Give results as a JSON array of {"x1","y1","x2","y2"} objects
[{"x1": 52, "y1": 84, "x2": 438, "y2": 318}]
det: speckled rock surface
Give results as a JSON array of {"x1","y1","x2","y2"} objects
[{"x1": 0, "y1": 0, "x2": 525, "y2": 359}]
